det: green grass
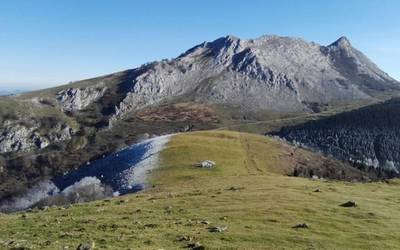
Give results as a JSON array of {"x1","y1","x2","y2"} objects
[
  {"x1": 0, "y1": 95, "x2": 79, "y2": 131},
  {"x1": 1, "y1": 131, "x2": 400, "y2": 249}
]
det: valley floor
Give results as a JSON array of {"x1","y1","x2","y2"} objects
[{"x1": 1, "y1": 131, "x2": 400, "y2": 249}]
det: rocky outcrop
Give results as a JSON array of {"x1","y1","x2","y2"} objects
[
  {"x1": 56, "y1": 83, "x2": 107, "y2": 112},
  {"x1": 0, "y1": 121, "x2": 74, "y2": 153},
  {"x1": 0, "y1": 123, "x2": 42, "y2": 153}
]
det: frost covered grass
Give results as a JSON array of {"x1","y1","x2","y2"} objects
[
  {"x1": 0, "y1": 135, "x2": 171, "y2": 212},
  {"x1": 1, "y1": 131, "x2": 400, "y2": 249}
]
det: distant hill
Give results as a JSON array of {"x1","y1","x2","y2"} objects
[{"x1": 0, "y1": 89, "x2": 25, "y2": 96}]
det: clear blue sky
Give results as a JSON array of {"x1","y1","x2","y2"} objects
[{"x1": 0, "y1": 0, "x2": 399, "y2": 90}]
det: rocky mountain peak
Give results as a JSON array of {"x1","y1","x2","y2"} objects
[
  {"x1": 224, "y1": 34, "x2": 240, "y2": 42},
  {"x1": 326, "y1": 36, "x2": 397, "y2": 85},
  {"x1": 329, "y1": 36, "x2": 352, "y2": 48},
  {"x1": 206, "y1": 35, "x2": 242, "y2": 53}
]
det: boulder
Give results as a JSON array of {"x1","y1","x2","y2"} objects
[
  {"x1": 292, "y1": 223, "x2": 309, "y2": 229},
  {"x1": 76, "y1": 242, "x2": 94, "y2": 250},
  {"x1": 208, "y1": 225, "x2": 228, "y2": 233},
  {"x1": 340, "y1": 201, "x2": 357, "y2": 207},
  {"x1": 195, "y1": 160, "x2": 216, "y2": 169}
]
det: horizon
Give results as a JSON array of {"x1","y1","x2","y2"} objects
[{"x1": 0, "y1": 0, "x2": 399, "y2": 91}]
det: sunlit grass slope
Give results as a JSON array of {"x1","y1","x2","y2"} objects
[{"x1": 1, "y1": 130, "x2": 400, "y2": 249}]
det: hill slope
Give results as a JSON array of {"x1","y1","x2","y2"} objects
[
  {"x1": 273, "y1": 98, "x2": 400, "y2": 176},
  {"x1": 0, "y1": 131, "x2": 370, "y2": 212},
  {"x1": 1, "y1": 131, "x2": 400, "y2": 249}
]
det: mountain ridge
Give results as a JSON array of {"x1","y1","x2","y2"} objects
[
  {"x1": 2, "y1": 33, "x2": 399, "y2": 154},
  {"x1": 110, "y1": 34, "x2": 398, "y2": 121}
]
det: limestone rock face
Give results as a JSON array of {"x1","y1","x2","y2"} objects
[
  {"x1": 56, "y1": 83, "x2": 107, "y2": 112},
  {"x1": 0, "y1": 121, "x2": 74, "y2": 153},
  {"x1": 0, "y1": 123, "x2": 38, "y2": 153}
]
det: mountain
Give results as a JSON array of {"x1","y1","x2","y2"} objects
[
  {"x1": 272, "y1": 98, "x2": 400, "y2": 177},
  {"x1": 115, "y1": 35, "x2": 399, "y2": 118},
  {"x1": 2, "y1": 35, "x2": 398, "y2": 152},
  {"x1": 0, "y1": 34, "x2": 398, "y2": 201}
]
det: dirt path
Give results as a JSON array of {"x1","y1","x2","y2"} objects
[{"x1": 238, "y1": 134, "x2": 264, "y2": 175}]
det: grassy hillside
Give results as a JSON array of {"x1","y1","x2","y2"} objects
[{"x1": 1, "y1": 131, "x2": 400, "y2": 249}]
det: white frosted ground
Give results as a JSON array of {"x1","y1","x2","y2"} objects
[{"x1": 0, "y1": 134, "x2": 172, "y2": 212}]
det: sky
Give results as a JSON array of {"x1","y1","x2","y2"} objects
[{"x1": 0, "y1": 0, "x2": 399, "y2": 91}]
